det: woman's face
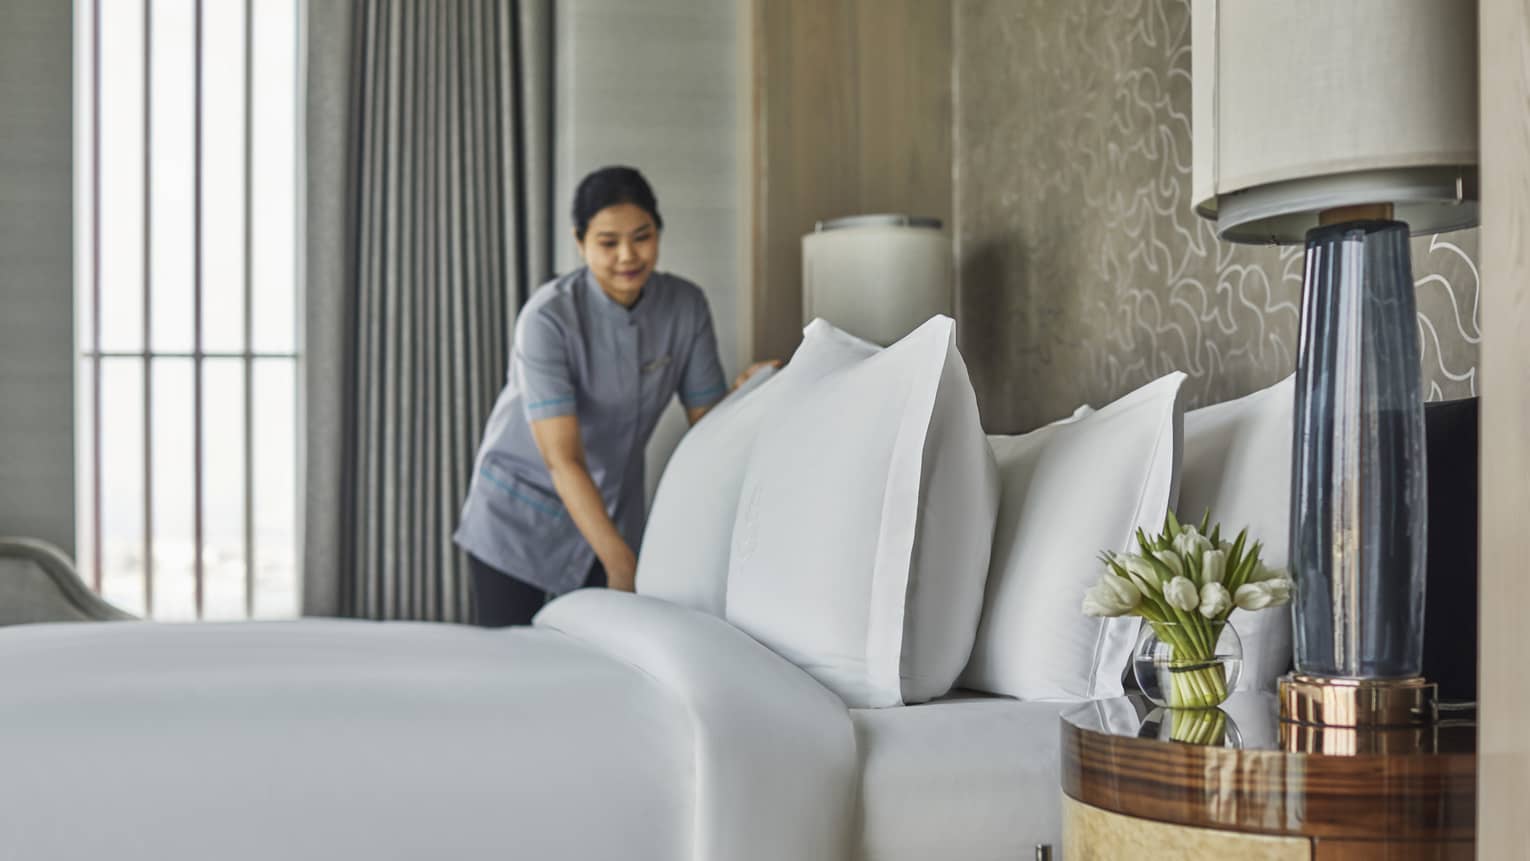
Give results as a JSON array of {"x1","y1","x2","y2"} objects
[{"x1": 576, "y1": 203, "x2": 659, "y2": 307}]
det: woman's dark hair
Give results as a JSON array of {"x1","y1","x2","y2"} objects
[{"x1": 572, "y1": 166, "x2": 663, "y2": 241}]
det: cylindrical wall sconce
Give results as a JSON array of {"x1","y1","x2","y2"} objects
[{"x1": 801, "y1": 214, "x2": 952, "y2": 347}]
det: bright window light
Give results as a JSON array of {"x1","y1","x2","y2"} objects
[{"x1": 74, "y1": 0, "x2": 302, "y2": 621}]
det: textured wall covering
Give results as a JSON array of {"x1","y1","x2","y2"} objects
[
  {"x1": 954, "y1": 0, "x2": 1481, "y2": 433},
  {"x1": 0, "y1": 0, "x2": 74, "y2": 552}
]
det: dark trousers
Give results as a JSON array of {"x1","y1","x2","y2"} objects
[{"x1": 468, "y1": 554, "x2": 606, "y2": 628}]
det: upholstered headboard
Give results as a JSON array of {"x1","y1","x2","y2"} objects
[
  {"x1": 1423, "y1": 398, "x2": 1479, "y2": 702},
  {"x1": 0, "y1": 537, "x2": 135, "y2": 625}
]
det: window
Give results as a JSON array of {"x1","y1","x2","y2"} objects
[{"x1": 73, "y1": 0, "x2": 302, "y2": 620}]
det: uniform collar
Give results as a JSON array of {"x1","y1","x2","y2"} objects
[{"x1": 581, "y1": 267, "x2": 656, "y2": 326}]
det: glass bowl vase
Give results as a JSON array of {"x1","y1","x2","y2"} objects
[{"x1": 1132, "y1": 620, "x2": 1243, "y2": 709}]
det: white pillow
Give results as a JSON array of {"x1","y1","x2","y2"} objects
[
  {"x1": 725, "y1": 316, "x2": 998, "y2": 708},
  {"x1": 960, "y1": 372, "x2": 1188, "y2": 701},
  {"x1": 1178, "y1": 375, "x2": 1295, "y2": 693},
  {"x1": 637, "y1": 320, "x2": 880, "y2": 616}
]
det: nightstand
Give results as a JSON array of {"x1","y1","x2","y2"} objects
[{"x1": 1059, "y1": 693, "x2": 1475, "y2": 859}]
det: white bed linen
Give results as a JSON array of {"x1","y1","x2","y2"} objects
[
  {"x1": 0, "y1": 591, "x2": 856, "y2": 861},
  {"x1": 851, "y1": 693, "x2": 1073, "y2": 860}
]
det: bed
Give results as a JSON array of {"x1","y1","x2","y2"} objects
[
  {"x1": 1, "y1": 590, "x2": 1094, "y2": 860},
  {"x1": 0, "y1": 591, "x2": 858, "y2": 860},
  {"x1": 852, "y1": 693, "x2": 1072, "y2": 859},
  {"x1": 0, "y1": 322, "x2": 1295, "y2": 859}
]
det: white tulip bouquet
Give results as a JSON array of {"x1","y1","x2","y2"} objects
[{"x1": 1083, "y1": 511, "x2": 1294, "y2": 708}]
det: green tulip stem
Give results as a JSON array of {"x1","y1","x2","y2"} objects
[
  {"x1": 1164, "y1": 606, "x2": 1212, "y2": 656},
  {"x1": 1171, "y1": 708, "x2": 1228, "y2": 744},
  {"x1": 1150, "y1": 619, "x2": 1229, "y2": 709}
]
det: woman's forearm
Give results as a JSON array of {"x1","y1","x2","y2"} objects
[
  {"x1": 546, "y1": 460, "x2": 633, "y2": 573},
  {"x1": 527, "y1": 414, "x2": 636, "y2": 590}
]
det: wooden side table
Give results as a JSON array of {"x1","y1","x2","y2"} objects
[{"x1": 1059, "y1": 694, "x2": 1476, "y2": 860}]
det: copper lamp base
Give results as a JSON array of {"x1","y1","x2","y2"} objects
[
  {"x1": 1279, "y1": 673, "x2": 1439, "y2": 727},
  {"x1": 1278, "y1": 674, "x2": 1442, "y2": 754}
]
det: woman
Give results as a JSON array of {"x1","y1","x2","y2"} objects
[{"x1": 454, "y1": 166, "x2": 773, "y2": 627}]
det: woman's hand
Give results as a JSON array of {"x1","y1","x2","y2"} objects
[
  {"x1": 731, "y1": 359, "x2": 781, "y2": 393},
  {"x1": 689, "y1": 360, "x2": 785, "y2": 427},
  {"x1": 530, "y1": 414, "x2": 640, "y2": 593},
  {"x1": 602, "y1": 545, "x2": 638, "y2": 593}
]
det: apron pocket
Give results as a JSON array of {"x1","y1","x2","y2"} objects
[{"x1": 478, "y1": 463, "x2": 581, "y2": 550}]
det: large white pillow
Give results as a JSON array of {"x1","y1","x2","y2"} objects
[
  {"x1": 1178, "y1": 375, "x2": 1295, "y2": 693},
  {"x1": 960, "y1": 372, "x2": 1188, "y2": 701},
  {"x1": 636, "y1": 319, "x2": 880, "y2": 616},
  {"x1": 725, "y1": 316, "x2": 998, "y2": 708}
]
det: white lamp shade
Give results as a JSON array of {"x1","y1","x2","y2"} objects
[
  {"x1": 801, "y1": 216, "x2": 952, "y2": 347},
  {"x1": 1191, "y1": 0, "x2": 1478, "y2": 243}
]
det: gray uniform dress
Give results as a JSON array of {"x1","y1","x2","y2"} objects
[{"x1": 453, "y1": 267, "x2": 727, "y2": 595}]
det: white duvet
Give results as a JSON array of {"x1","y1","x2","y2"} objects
[{"x1": 0, "y1": 591, "x2": 858, "y2": 860}]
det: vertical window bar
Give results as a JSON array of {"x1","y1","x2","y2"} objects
[
  {"x1": 81, "y1": 0, "x2": 302, "y2": 618},
  {"x1": 90, "y1": 0, "x2": 104, "y2": 594},
  {"x1": 242, "y1": 0, "x2": 255, "y2": 618},
  {"x1": 292, "y1": 0, "x2": 305, "y2": 621},
  {"x1": 193, "y1": 0, "x2": 205, "y2": 619},
  {"x1": 142, "y1": 0, "x2": 155, "y2": 617}
]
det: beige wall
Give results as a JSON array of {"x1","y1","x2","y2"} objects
[
  {"x1": 0, "y1": 0, "x2": 74, "y2": 551},
  {"x1": 1476, "y1": 0, "x2": 1530, "y2": 852},
  {"x1": 748, "y1": 0, "x2": 953, "y2": 364},
  {"x1": 953, "y1": 0, "x2": 1482, "y2": 433}
]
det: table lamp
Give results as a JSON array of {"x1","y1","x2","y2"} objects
[
  {"x1": 801, "y1": 214, "x2": 952, "y2": 347},
  {"x1": 1191, "y1": 0, "x2": 1478, "y2": 727}
]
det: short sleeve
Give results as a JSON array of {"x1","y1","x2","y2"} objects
[
  {"x1": 514, "y1": 309, "x2": 578, "y2": 421},
  {"x1": 678, "y1": 297, "x2": 727, "y2": 411}
]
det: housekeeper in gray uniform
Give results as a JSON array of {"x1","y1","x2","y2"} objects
[{"x1": 454, "y1": 166, "x2": 773, "y2": 627}]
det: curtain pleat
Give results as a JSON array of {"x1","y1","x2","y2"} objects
[
  {"x1": 428, "y1": 0, "x2": 449, "y2": 622},
  {"x1": 307, "y1": 0, "x2": 551, "y2": 622}
]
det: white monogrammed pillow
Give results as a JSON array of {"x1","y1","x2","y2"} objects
[
  {"x1": 960, "y1": 372, "x2": 1188, "y2": 701},
  {"x1": 637, "y1": 320, "x2": 880, "y2": 616},
  {"x1": 725, "y1": 316, "x2": 998, "y2": 708},
  {"x1": 1178, "y1": 375, "x2": 1295, "y2": 693}
]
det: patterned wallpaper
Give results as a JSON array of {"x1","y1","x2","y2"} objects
[{"x1": 953, "y1": 0, "x2": 1481, "y2": 433}]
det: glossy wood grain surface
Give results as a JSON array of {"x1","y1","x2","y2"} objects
[
  {"x1": 1310, "y1": 838, "x2": 1473, "y2": 860},
  {"x1": 747, "y1": 0, "x2": 953, "y2": 363},
  {"x1": 1061, "y1": 718, "x2": 1476, "y2": 842}
]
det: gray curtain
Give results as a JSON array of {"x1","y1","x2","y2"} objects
[{"x1": 302, "y1": 0, "x2": 553, "y2": 621}]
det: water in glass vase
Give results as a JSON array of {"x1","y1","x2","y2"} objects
[{"x1": 1132, "y1": 622, "x2": 1244, "y2": 709}]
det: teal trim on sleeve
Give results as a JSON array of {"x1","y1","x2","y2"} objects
[
  {"x1": 681, "y1": 383, "x2": 725, "y2": 403},
  {"x1": 527, "y1": 395, "x2": 576, "y2": 411}
]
